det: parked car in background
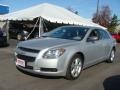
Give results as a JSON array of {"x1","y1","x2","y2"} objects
[
  {"x1": 9, "y1": 22, "x2": 38, "y2": 40},
  {"x1": 9, "y1": 23, "x2": 24, "y2": 39},
  {"x1": 9, "y1": 28, "x2": 22, "y2": 39},
  {"x1": 15, "y1": 26, "x2": 116, "y2": 80},
  {"x1": 0, "y1": 29, "x2": 7, "y2": 47},
  {"x1": 111, "y1": 33, "x2": 120, "y2": 42}
]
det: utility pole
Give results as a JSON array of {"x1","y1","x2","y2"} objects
[{"x1": 96, "y1": 0, "x2": 100, "y2": 23}]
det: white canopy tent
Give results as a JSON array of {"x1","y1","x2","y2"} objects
[
  {"x1": 0, "y1": 3, "x2": 106, "y2": 39},
  {"x1": 0, "y1": 3, "x2": 105, "y2": 28}
]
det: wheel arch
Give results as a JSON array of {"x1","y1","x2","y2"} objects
[
  {"x1": 112, "y1": 46, "x2": 116, "y2": 52},
  {"x1": 66, "y1": 52, "x2": 85, "y2": 67},
  {"x1": 75, "y1": 52, "x2": 85, "y2": 64}
]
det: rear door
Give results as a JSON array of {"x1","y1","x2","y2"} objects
[{"x1": 98, "y1": 29, "x2": 112, "y2": 57}]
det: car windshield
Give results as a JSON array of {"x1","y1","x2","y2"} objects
[{"x1": 42, "y1": 26, "x2": 88, "y2": 41}]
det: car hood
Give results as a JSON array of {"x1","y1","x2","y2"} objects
[{"x1": 18, "y1": 37, "x2": 77, "y2": 50}]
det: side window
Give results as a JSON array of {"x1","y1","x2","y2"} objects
[
  {"x1": 88, "y1": 29, "x2": 100, "y2": 40},
  {"x1": 99, "y1": 29, "x2": 110, "y2": 40}
]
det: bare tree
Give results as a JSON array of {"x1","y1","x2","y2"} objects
[{"x1": 92, "y1": 5, "x2": 111, "y2": 28}]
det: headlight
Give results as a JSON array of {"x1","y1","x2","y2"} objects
[{"x1": 43, "y1": 48, "x2": 65, "y2": 59}]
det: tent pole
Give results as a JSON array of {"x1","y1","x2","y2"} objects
[
  {"x1": 26, "y1": 17, "x2": 39, "y2": 39},
  {"x1": 6, "y1": 20, "x2": 10, "y2": 41},
  {"x1": 39, "y1": 17, "x2": 42, "y2": 37}
]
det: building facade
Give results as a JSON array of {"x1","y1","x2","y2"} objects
[{"x1": 0, "y1": 4, "x2": 9, "y2": 14}]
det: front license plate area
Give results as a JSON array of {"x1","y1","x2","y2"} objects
[{"x1": 16, "y1": 58, "x2": 25, "y2": 67}]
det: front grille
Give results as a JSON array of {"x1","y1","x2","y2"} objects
[
  {"x1": 19, "y1": 47, "x2": 40, "y2": 53},
  {"x1": 17, "y1": 54, "x2": 35, "y2": 62}
]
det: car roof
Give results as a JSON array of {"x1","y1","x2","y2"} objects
[{"x1": 60, "y1": 25, "x2": 106, "y2": 30}]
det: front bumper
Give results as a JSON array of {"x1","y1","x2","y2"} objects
[
  {"x1": 15, "y1": 54, "x2": 67, "y2": 76},
  {"x1": 16, "y1": 65, "x2": 65, "y2": 76}
]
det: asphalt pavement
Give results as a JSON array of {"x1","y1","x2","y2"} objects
[{"x1": 0, "y1": 39, "x2": 120, "y2": 90}]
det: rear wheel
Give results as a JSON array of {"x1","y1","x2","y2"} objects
[
  {"x1": 66, "y1": 54, "x2": 83, "y2": 80},
  {"x1": 107, "y1": 49, "x2": 115, "y2": 63}
]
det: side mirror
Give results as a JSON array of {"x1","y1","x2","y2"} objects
[{"x1": 87, "y1": 36, "x2": 98, "y2": 42}]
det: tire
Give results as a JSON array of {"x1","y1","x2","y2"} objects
[
  {"x1": 107, "y1": 49, "x2": 115, "y2": 63},
  {"x1": 66, "y1": 54, "x2": 83, "y2": 80}
]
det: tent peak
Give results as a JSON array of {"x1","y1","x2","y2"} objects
[{"x1": 0, "y1": 3, "x2": 106, "y2": 29}]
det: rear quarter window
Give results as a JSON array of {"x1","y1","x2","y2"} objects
[{"x1": 99, "y1": 29, "x2": 110, "y2": 40}]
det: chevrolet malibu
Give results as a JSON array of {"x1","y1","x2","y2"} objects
[{"x1": 15, "y1": 26, "x2": 116, "y2": 80}]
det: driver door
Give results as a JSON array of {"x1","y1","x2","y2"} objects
[{"x1": 85, "y1": 29, "x2": 106, "y2": 65}]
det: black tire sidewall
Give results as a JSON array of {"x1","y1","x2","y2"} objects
[
  {"x1": 66, "y1": 54, "x2": 83, "y2": 80},
  {"x1": 108, "y1": 49, "x2": 115, "y2": 63}
]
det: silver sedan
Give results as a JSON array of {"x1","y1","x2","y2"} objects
[{"x1": 15, "y1": 26, "x2": 116, "y2": 80}]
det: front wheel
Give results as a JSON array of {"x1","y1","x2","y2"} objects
[
  {"x1": 66, "y1": 54, "x2": 83, "y2": 80},
  {"x1": 107, "y1": 49, "x2": 115, "y2": 63}
]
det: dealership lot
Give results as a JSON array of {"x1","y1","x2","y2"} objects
[{"x1": 0, "y1": 39, "x2": 120, "y2": 90}]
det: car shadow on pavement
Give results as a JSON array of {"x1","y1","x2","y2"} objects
[
  {"x1": 16, "y1": 67, "x2": 64, "y2": 80},
  {"x1": 103, "y1": 75, "x2": 120, "y2": 90}
]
